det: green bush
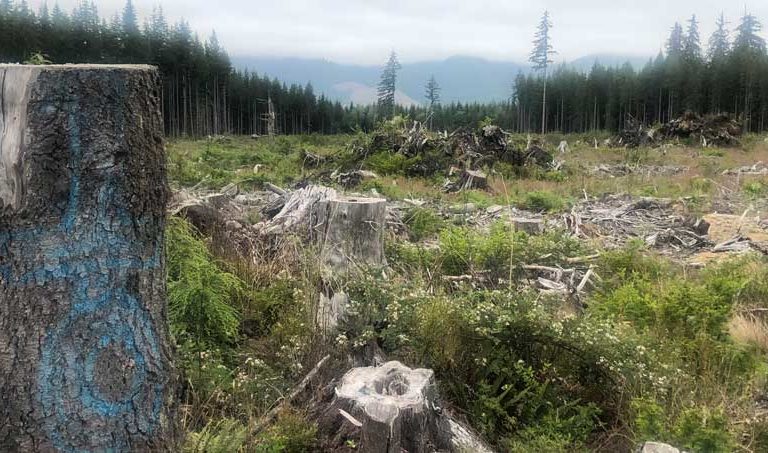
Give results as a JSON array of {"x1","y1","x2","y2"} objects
[
  {"x1": 365, "y1": 151, "x2": 414, "y2": 174},
  {"x1": 407, "y1": 290, "x2": 643, "y2": 445},
  {"x1": 403, "y1": 206, "x2": 445, "y2": 241},
  {"x1": 166, "y1": 217, "x2": 241, "y2": 349},
  {"x1": 184, "y1": 418, "x2": 248, "y2": 453},
  {"x1": 255, "y1": 410, "x2": 317, "y2": 453},
  {"x1": 631, "y1": 399, "x2": 734, "y2": 453},
  {"x1": 438, "y1": 223, "x2": 588, "y2": 282},
  {"x1": 519, "y1": 190, "x2": 568, "y2": 212}
]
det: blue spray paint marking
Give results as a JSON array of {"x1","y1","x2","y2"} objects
[{"x1": 0, "y1": 90, "x2": 165, "y2": 452}]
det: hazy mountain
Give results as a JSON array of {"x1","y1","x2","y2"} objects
[
  {"x1": 231, "y1": 54, "x2": 650, "y2": 105},
  {"x1": 567, "y1": 53, "x2": 653, "y2": 72},
  {"x1": 232, "y1": 55, "x2": 525, "y2": 105}
]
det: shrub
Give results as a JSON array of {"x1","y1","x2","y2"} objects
[
  {"x1": 255, "y1": 409, "x2": 318, "y2": 453},
  {"x1": 631, "y1": 400, "x2": 734, "y2": 453},
  {"x1": 519, "y1": 190, "x2": 568, "y2": 212},
  {"x1": 438, "y1": 223, "x2": 588, "y2": 282},
  {"x1": 403, "y1": 206, "x2": 445, "y2": 241},
  {"x1": 166, "y1": 217, "x2": 241, "y2": 349},
  {"x1": 409, "y1": 290, "x2": 643, "y2": 445},
  {"x1": 184, "y1": 418, "x2": 248, "y2": 453},
  {"x1": 365, "y1": 151, "x2": 414, "y2": 174}
]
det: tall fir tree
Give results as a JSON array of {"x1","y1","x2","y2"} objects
[
  {"x1": 377, "y1": 51, "x2": 401, "y2": 120},
  {"x1": 529, "y1": 10, "x2": 555, "y2": 134},
  {"x1": 682, "y1": 15, "x2": 703, "y2": 112},
  {"x1": 708, "y1": 13, "x2": 730, "y2": 60},
  {"x1": 424, "y1": 75, "x2": 441, "y2": 129},
  {"x1": 707, "y1": 14, "x2": 732, "y2": 112},
  {"x1": 733, "y1": 11, "x2": 767, "y2": 130}
]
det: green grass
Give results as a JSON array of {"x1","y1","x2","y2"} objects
[{"x1": 166, "y1": 131, "x2": 768, "y2": 452}]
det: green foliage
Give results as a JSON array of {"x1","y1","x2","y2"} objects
[
  {"x1": 742, "y1": 179, "x2": 768, "y2": 198},
  {"x1": 255, "y1": 410, "x2": 317, "y2": 453},
  {"x1": 24, "y1": 52, "x2": 51, "y2": 64},
  {"x1": 438, "y1": 222, "x2": 587, "y2": 281},
  {"x1": 240, "y1": 280, "x2": 299, "y2": 335},
  {"x1": 184, "y1": 418, "x2": 248, "y2": 453},
  {"x1": 518, "y1": 190, "x2": 568, "y2": 212},
  {"x1": 403, "y1": 207, "x2": 445, "y2": 241},
  {"x1": 632, "y1": 399, "x2": 735, "y2": 453},
  {"x1": 595, "y1": 278, "x2": 732, "y2": 340},
  {"x1": 166, "y1": 217, "x2": 241, "y2": 349},
  {"x1": 408, "y1": 291, "x2": 639, "y2": 445},
  {"x1": 364, "y1": 151, "x2": 415, "y2": 175}
]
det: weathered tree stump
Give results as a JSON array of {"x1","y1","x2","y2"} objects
[
  {"x1": 0, "y1": 65, "x2": 176, "y2": 451},
  {"x1": 319, "y1": 361, "x2": 492, "y2": 453},
  {"x1": 315, "y1": 195, "x2": 387, "y2": 329},
  {"x1": 316, "y1": 195, "x2": 387, "y2": 273}
]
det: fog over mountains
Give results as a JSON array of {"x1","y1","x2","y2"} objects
[{"x1": 232, "y1": 54, "x2": 652, "y2": 106}]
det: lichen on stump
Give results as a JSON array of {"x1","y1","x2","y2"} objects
[{"x1": 0, "y1": 65, "x2": 176, "y2": 452}]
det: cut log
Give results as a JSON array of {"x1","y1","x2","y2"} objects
[
  {"x1": 319, "y1": 361, "x2": 493, "y2": 453},
  {"x1": 315, "y1": 196, "x2": 387, "y2": 273},
  {"x1": 0, "y1": 65, "x2": 176, "y2": 451}
]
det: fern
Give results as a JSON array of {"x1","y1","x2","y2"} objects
[
  {"x1": 166, "y1": 217, "x2": 241, "y2": 349},
  {"x1": 184, "y1": 418, "x2": 248, "y2": 453}
]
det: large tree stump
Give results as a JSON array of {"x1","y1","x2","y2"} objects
[
  {"x1": 315, "y1": 195, "x2": 387, "y2": 330},
  {"x1": 315, "y1": 195, "x2": 387, "y2": 273},
  {"x1": 0, "y1": 65, "x2": 176, "y2": 451},
  {"x1": 319, "y1": 361, "x2": 492, "y2": 453}
]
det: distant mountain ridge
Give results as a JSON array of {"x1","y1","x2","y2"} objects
[{"x1": 231, "y1": 54, "x2": 651, "y2": 106}]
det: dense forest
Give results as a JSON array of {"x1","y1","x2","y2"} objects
[{"x1": 1, "y1": 1, "x2": 767, "y2": 134}]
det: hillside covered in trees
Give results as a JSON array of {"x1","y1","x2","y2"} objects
[{"x1": 1, "y1": 1, "x2": 767, "y2": 135}]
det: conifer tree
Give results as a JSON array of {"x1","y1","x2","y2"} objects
[
  {"x1": 424, "y1": 75, "x2": 441, "y2": 129},
  {"x1": 707, "y1": 14, "x2": 731, "y2": 112},
  {"x1": 377, "y1": 51, "x2": 401, "y2": 120},
  {"x1": 708, "y1": 13, "x2": 730, "y2": 60},
  {"x1": 682, "y1": 15, "x2": 703, "y2": 112},
  {"x1": 529, "y1": 10, "x2": 556, "y2": 134}
]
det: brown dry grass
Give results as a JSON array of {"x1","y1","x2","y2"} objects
[{"x1": 729, "y1": 313, "x2": 768, "y2": 353}]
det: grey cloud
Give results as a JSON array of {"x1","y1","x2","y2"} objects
[{"x1": 32, "y1": 1, "x2": 768, "y2": 64}]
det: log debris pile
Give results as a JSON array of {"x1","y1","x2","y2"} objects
[
  {"x1": 563, "y1": 196, "x2": 712, "y2": 253},
  {"x1": 590, "y1": 164, "x2": 689, "y2": 178},
  {"x1": 614, "y1": 113, "x2": 742, "y2": 148},
  {"x1": 722, "y1": 162, "x2": 768, "y2": 176},
  {"x1": 354, "y1": 121, "x2": 554, "y2": 179}
]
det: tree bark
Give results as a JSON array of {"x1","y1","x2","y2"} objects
[
  {"x1": 0, "y1": 65, "x2": 177, "y2": 452},
  {"x1": 315, "y1": 196, "x2": 387, "y2": 273}
]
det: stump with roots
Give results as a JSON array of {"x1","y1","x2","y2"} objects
[
  {"x1": 0, "y1": 65, "x2": 176, "y2": 451},
  {"x1": 319, "y1": 361, "x2": 493, "y2": 453}
]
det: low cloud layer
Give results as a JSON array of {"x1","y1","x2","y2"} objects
[{"x1": 31, "y1": 1, "x2": 768, "y2": 65}]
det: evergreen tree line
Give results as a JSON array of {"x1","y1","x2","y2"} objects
[
  {"x1": 2, "y1": 1, "x2": 767, "y2": 135},
  {"x1": 517, "y1": 13, "x2": 768, "y2": 133}
]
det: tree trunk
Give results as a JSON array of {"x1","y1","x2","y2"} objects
[
  {"x1": 315, "y1": 196, "x2": 387, "y2": 273},
  {"x1": 541, "y1": 67, "x2": 547, "y2": 134},
  {"x1": 0, "y1": 65, "x2": 177, "y2": 452}
]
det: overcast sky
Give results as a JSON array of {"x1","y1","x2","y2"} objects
[{"x1": 30, "y1": 1, "x2": 768, "y2": 65}]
